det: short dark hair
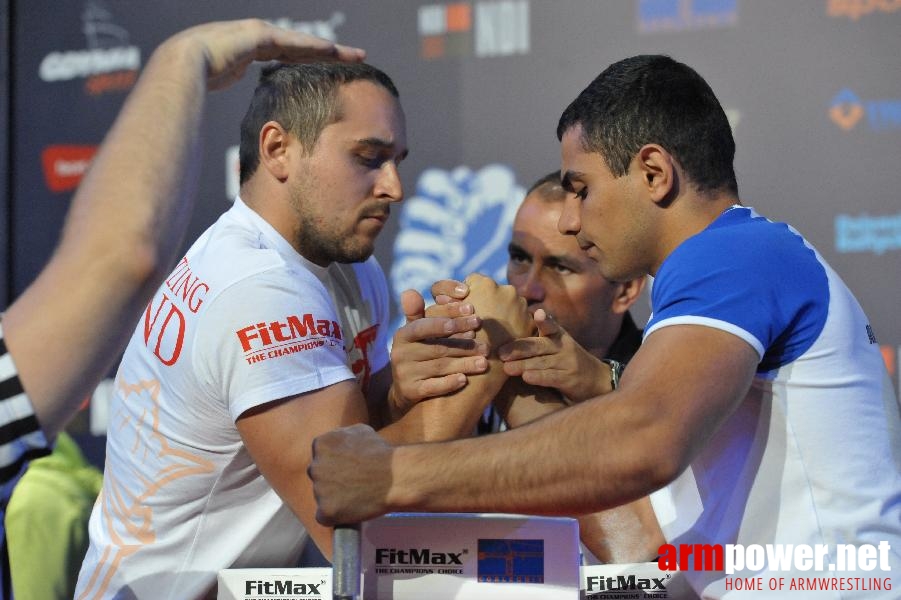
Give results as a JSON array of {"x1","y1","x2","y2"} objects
[
  {"x1": 239, "y1": 62, "x2": 400, "y2": 184},
  {"x1": 557, "y1": 55, "x2": 737, "y2": 196}
]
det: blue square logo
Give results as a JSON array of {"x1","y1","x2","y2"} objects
[{"x1": 477, "y1": 539, "x2": 544, "y2": 583}]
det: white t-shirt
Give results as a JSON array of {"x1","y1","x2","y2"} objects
[{"x1": 75, "y1": 198, "x2": 389, "y2": 600}]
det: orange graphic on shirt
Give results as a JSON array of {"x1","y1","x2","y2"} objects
[
  {"x1": 76, "y1": 377, "x2": 215, "y2": 600},
  {"x1": 351, "y1": 325, "x2": 379, "y2": 392}
]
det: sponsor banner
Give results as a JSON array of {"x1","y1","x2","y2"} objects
[
  {"x1": 361, "y1": 513, "x2": 580, "y2": 599},
  {"x1": 217, "y1": 568, "x2": 331, "y2": 600},
  {"x1": 41, "y1": 144, "x2": 97, "y2": 192},
  {"x1": 830, "y1": 89, "x2": 901, "y2": 132},
  {"x1": 581, "y1": 562, "x2": 686, "y2": 599},
  {"x1": 267, "y1": 13, "x2": 345, "y2": 42},
  {"x1": 418, "y1": 1, "x2": 529, "y2": 59},
  {"x1": 637, "y1": 0, "x2": 738, "y2": 34},
  {"x1": 835, "y1": 212, "x2": 901, "y2": 255},
  {"x1": 827, "y1": 0, "x2": 901, "y2": 20},
  {"x1": 38, "y1": 1, "x2": 140, "y2": 96}
]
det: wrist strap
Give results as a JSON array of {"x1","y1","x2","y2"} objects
[{"x1": 601, "y1": 359, "x2": 624, "y2": 391}]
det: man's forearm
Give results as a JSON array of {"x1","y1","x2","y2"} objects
[
  {"x1": 493, "y1": 377, "x2": 568, "y2": 427},
  {"x1": 383, "y1": 395, "x2": 672, "y2": 516},
  {"x1": 3, "y1": 37, "x2": 209, "y2": 436},
  {"x1": 380, "y1": 358, "x2": 508, "y2": 444},
  {"x1": 578, "y1": 499, "x2": 665, "y2": 564}
]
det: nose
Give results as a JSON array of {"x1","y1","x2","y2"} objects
[
  {"x1": 513, "y1": 266, "x2": 545, "y2": 304},
  {"x1": 558, "y1": 192, "x2": 581, "y2": 235},
  {"x1": 375, "y1": 162, "x2": 403, "y2": 203}
]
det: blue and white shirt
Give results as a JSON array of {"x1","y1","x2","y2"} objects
[{"x1": 646, "y1": 206, "x2": 901, "y2": 598}]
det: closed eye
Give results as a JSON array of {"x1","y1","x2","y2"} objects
[
  {"x1": 356, "y1": 154, "x2": 384, "y2": 169},
  {"x1": 508, "y1": 249, "x2": 530, "y2": 264}
]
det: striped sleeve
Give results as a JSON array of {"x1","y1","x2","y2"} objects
[{"x1": 0, "y1": 326, "x2": 51, "y2": 485}]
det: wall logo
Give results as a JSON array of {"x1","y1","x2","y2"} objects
[
  {"x1": 828, "y1": 0, "x2": 901, "y2": 20},
  {"x1": 418, "y1": 1, "x2": 530, "y2": 59},
  {"x1": 268, "y1": 13, "x2": 345, "y2": 42},
  {"x1": 830, "y1": 89, "x2": 901, "y2": 132},
  {"x1": 38, "y1": 0, "x2": 140, "y2": 96},
  {"x1": 829, "y1": 89, "x2": 865, "y2": 130},
  {"x1": 637, "y1": 0, "x2": 738, "y2": 33},
  {"x1": 41, "y1": 144, "x2": 98, "y2": 192},
  {"x1": 835, "y1": 212, "x2": 901, "y2": 255},
  {"x1": 390, "y1": 164, "x2": 524, "y2": 334},
  {"x1": 477, "y1": 539, "x2": 544, "y2": 583}
]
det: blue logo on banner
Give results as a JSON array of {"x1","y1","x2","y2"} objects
[
  {"x1": 477, "y1": 539, "x2": 544, "y2": 583},
  {"x1": 835, "y1": 212, "x2": 901, "y2": 255},
  {"x1": 829, "y1": 89, "x2": 901, "y2": 132},
  {"x1": 638, "y1": 0, "x2": 738, "y2": 32},
  {"x1": 389, "y1": 164, "x2": 525, "y2": 335}
]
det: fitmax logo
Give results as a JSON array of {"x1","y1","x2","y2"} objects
[
  {"x1": 375, "y1": 548, "x2": 465, "y2": 565},
  {"x1": 245, "y1": 580, "x2": 322, "y2": 596},
  {"x1": 586, "y1": 574, "x2": 667, "y2": 592},
  {"x1": 236, "y1": 315, "x2": 343, "y2": 365}
]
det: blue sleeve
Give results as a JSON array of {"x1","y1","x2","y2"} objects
[{"x1": 646, "y1": 218, "x2": 828, "y2": 372}]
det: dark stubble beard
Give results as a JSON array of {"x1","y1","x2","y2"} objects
[
  {"x1": 288, "y1": 180, "x2": 376, "y2": 266},
  {"x1": 294, "y1": 209, "x2": 375, "y2": 265}
]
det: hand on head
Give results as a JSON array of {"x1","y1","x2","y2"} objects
[{"x1": 171, "y1": 19, "x2": 365, "y2": 91}]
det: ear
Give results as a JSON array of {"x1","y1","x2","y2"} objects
[
  {"x1": 610, "y1": 276, "x2": 647, "y2": 315},
  {"x1": 258, "y1": 120, "x2": 295, "y2": 181},
  {"x1": 634, "y1": 144, "x2": 676, "y2": 205}
]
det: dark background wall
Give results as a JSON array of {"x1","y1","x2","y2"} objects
[
  {"x1": 1, "y1": 0, "x2": 9, "y2": 307},
  {"x1": 1, "y1": 0, "x2": 899, "y2": 464}
]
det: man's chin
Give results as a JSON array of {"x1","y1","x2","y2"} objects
[{"x1": 335, "y1": 243, "x2": 375, "y2": 264}]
